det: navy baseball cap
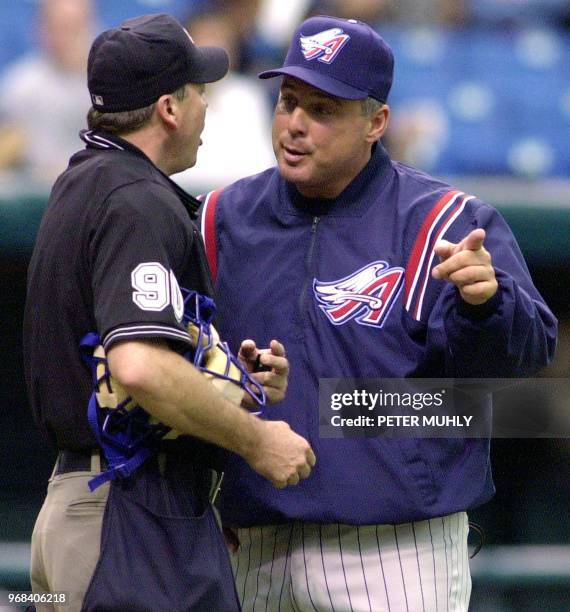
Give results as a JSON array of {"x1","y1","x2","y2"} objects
[
  {"x1": 88, "y1": 14, "x2": 229, "y2": 112},
  {"x1": 259, "y1": 15, "x2": 394, "y2": 103}
]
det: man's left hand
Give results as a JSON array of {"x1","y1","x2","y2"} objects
[
  {"x1": 239, "y1": 339, "x2": 289, "y2": 406},
  {"x1": 432, "y1": 228, "x2": 498, "y2": 305}
]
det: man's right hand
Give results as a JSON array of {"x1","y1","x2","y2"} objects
[
  {"x1": 246, "y1": 420, "x2": 316, "y2": 488},
  {"x1": 107, "y1": 341, "x2": 315, "y2": 488}
]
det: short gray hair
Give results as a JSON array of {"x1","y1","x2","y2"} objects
[
  {"x1": 86, "y1": 85, "x2": 188, "y2": 135},
  {"x1": 361, "y1": 96, "x2": 384, "y2": 117}
]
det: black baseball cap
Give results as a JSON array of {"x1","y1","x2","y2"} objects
[
  {"x1": 259, "y1": 15, "x2": 394, "y2": 103},
  {"x1": 88, "y1": 13, "x2": 229, "y2": 112}
]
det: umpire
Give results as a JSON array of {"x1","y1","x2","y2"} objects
[{"x1": 23, "y1": 14, "x2": 315, "y2": 611}]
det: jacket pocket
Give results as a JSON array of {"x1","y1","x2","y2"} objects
[{"x1": 397, "y1": 438, "x2": 439, "y2": 508}]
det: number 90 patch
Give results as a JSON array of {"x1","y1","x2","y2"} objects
[{"x1": 131, "y1": 262, "x2": 184, "y2": 322}]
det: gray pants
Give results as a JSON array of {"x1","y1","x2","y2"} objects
[{"x1": 31, "y1": 453, "x2": 109, "y2": 612}]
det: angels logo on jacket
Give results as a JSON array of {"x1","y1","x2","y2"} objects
[
  {"x1": 313, "y1": 261, "x2": 404, "y2": 328},
  {"x1": 300, "y1": 28, "x2": 350, "y2": 64}
]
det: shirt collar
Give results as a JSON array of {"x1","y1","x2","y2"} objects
[{"x1": 79, "y1": 129, "x2": 201, "y2": 219}]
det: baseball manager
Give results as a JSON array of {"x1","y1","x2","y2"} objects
[{"x1": 200, "y1": 15, "x2": 558, "y2": 612}]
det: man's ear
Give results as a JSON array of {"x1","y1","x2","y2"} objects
[
  {"x1": 155, "y1": 93, "x2": 178, "y2": 130},
  {"x1": 366, "y1": 104, "x2": 390, "y2": 144}
]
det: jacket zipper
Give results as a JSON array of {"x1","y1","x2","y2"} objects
[{"x1": 298, "y1": 216, "x2": 320, "y2": 313}]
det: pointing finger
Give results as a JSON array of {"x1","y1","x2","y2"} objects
[{"x1": 461, "y1": 228, "x2": 486, "y2": 252}]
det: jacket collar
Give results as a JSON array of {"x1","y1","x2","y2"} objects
[
  {"x1": 79, "y1": 129, "x2": 201, "y2": 219},
  {"x1": 281, "y1": 142, "x2": 393, "y2": 218}
]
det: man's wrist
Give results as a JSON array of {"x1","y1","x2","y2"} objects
[
  {"x1": 228, "y1": 409, "x2": 264, "y2": 461},
  {"x1": 456, "y1": 288, "x2": 502, "y2": 321}
]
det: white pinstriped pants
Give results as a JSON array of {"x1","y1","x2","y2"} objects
[{"x1": 232, "y1": 512, "x2": 471, "y2": 612}]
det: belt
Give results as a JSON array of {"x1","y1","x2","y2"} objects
[
  {"x1": 55, "y1": 450, "x2": 218, "y2": 502},
  {"x1": 55, "y1": 449, "x2": 105, "y2": 475}
]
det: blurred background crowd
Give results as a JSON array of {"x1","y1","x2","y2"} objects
[
  {"x1": 1, "y1": 0, "x2": 570, "y2": 189},
  {"x1": 0, "y1": 1, "x2": 568, "y2": 610}
]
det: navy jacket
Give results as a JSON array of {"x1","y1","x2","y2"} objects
[{"x1": 202, "y1": 144, "x2": 557, "y2": 526}]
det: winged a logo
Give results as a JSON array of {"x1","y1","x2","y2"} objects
[
  {"x1": 313, "y1": 261, "x2": 404, "y2": 327},
  {"x1": 299, "y1": 28, "x2": 350, "y2": 64}
]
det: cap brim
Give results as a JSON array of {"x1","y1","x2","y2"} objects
[
  {"x1": 259, "y1": 66, "x2": 367, "y2": 100},
  {"x1": 192, "y1": 46, "x2": 229, "y2": 83}
]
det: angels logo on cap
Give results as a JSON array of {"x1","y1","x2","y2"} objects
[
  {"x1": 300, "y1": 28, "x2": 350, "y2": 64},
  {"x1": 259, "y1": 15, "x2": 394, "y2": 103}
]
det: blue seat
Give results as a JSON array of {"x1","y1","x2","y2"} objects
[
  {"x1": 382, "y1": 26, "x2": 570, "y2": 177},
  {"x1": 0, "y1": 2, "x2": 36, "y2": 67}
]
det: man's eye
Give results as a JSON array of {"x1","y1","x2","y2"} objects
[
  {"x1": 313, "y1": 104, "x2": 332, "y2": 116},
  {"x1": 281, "y1": 96, "x2": 296, "y2": 111}
]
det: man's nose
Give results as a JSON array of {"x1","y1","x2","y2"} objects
[{"x1": 287, "y1": 106, "x2": 308, "y2": 136}]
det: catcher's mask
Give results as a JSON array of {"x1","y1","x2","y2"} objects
[
  {"x1": 81, "y1": 289, "x2": 266, "y2": 491},
  {"x1": 181, "y1": 289, "x2": 266, "y2": 409}
]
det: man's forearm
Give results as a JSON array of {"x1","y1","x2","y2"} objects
[{"x1": 107, "y1": 339, "x2": 262, "y2": 458}]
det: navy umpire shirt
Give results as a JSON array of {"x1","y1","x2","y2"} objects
[{"x1": 23, "y1": 130, "x2": 213, "y2": 451}]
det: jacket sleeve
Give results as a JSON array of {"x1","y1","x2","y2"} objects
[{"x1": 426, "y1": 201, "x2": 558, "y2": 377}]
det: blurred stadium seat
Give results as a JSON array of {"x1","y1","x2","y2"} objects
[
  {"x1": 94, "y1": 0, "x2": 193, "y2": 26},
  {"x1": 381, "y1": 26, "x2": 570, "y2": 178},
  {"x1": 466, "y1": 0, "x2": 570, "y2": 27},
  {"x1": 0, "y1": 2, "x2": 35, "y2": 67},
  {"x1": 0, "y1": 0, "x2": 192, "y2": 60}
]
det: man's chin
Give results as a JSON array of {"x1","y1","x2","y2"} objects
[
  {"x1": 278, "y1": 162, "x2": 310, "y2": 185},
  {"x1": 185, "y1": 156, "x2": 198, "y2": 171}
]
